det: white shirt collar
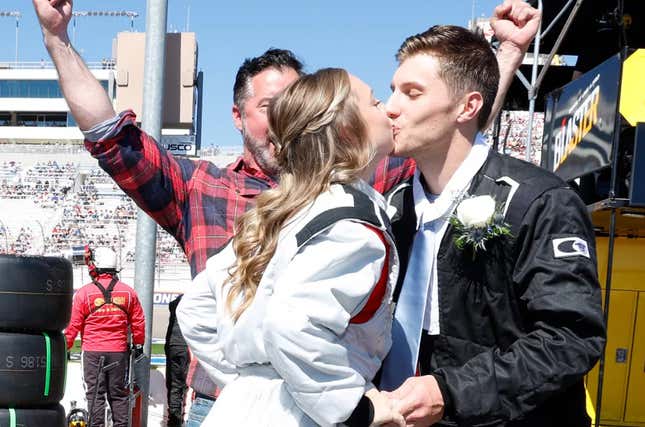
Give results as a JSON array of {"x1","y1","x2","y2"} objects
[{"x1": 412, "y1": 136, "x2": 490, "y2": 229}]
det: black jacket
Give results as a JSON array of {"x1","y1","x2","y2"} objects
[
  {"x1": 386, "y1": 151, "x2": 606, "y2": 427},
  {"x1": 166, "y1": 295, "x2": 188, "y2": 348}
]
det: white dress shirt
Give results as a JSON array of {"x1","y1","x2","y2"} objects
[{"x1": 411, "y1": 137, "x2": 490, "y2": 334}]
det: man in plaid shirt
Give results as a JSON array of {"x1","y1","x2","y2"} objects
[{"x1": 35, "y1": 0, "x2": 535, "y2": 424}]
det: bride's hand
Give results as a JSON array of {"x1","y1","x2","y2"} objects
[{"x1": 365, "y1": 388, "x2": 405, "y2": 427}]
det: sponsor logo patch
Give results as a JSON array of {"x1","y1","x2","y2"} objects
[{"x1": 552, "y1": 237, "x2": 590, "y2": 259}]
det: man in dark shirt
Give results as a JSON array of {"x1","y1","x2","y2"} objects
[{"x1": 165, "y1": 295, "x2": 189, "y2": 427}]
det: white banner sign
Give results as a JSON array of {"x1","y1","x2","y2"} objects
[{"x1": 161, "y1": 134, "x2": 198, "y2": 157}]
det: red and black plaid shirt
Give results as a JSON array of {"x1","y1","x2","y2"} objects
[{"x1": 85, "y1": 110, "x2": 416, "y2": 396}]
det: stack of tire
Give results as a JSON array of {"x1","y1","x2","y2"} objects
[{"x1": 0, "y1": 255, "x2": 73, "y2": 427}]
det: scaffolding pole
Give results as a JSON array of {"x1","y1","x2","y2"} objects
[
  {"x1": 513, "y1": 0, "x2": 584, "y2": 164},
  {"x1": 134, "y1": 0, "x2": 168, "y2": 425}
]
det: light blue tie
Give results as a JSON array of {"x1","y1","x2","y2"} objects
[{"x1": 380, "y1": 226, "x2": 433, "y2": 391}]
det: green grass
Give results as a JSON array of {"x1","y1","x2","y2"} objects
[{"x1": 69, "y1": 341, "x2": 166, "y2": 356}]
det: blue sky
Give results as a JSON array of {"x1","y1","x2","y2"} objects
[{"x1": 1, "y1": 0, "x2": 499, "y2": 148}]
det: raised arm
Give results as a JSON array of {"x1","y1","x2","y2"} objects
[
  {"x1": 33, "y1": 0, "x2": 116, "y2": 130},
  {"x1": 487, "y1": 0, "x2": 541, "y2": 128},
  {"x1": 34, "y1": 0, "x2": 200, "y2": 245}
]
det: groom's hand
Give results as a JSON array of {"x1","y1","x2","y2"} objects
[
  {"x1": 485, "y1": 0, "x2": 541, "y2": 129},
  {"x1": 491, "y1": 0, "x2": 541, "y2": 55},
  {"x1": 385, "y1": 375, "x2": 444, "y2": 427}
]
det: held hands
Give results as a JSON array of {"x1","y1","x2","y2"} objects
[
  {"x1": 383, "y1": 375, "x2": 445, "y2": 427},
  {"x1": 32, "y1": 0, "x2": 73, "y2": 42},
  {"x1": 365, "y1": 388, "x2": 405, "y2": 427},
  {"x1": 491, "y1": 0, "x2": 542, "y2": 55}
]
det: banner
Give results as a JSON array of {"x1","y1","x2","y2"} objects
[
  {"x1": 541, "y1": 54, "x2": 621, "y2": 182},
  {"x1": 153, "y1": 292, "x2": 182, "y2": 305},
  {"x1": 161, "y1": 134, "x2": 198, "y2": 157}
]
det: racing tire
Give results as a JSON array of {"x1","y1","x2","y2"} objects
[
  {"x1": 0, "y1": 331, "x2": 66, "y2": 406},
  {"x1": 0, "y1": 405, "x2": 65, "y2": 427},
  {"x1": 0, "y1": 255, "x2": 73, "y2": 331}
]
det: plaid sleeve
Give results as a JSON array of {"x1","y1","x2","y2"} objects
[
  {"x1": 369, "y1": 156, "x2": 416, "y2": 194},
  {"x1": 84, "y1": 110, "x2": 197, "y2": 240}
]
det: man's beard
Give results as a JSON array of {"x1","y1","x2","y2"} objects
[{"x1": 242, "y1": 130, "x2": 280, "y2": 176}]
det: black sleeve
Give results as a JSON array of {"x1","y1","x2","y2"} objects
[
  {"x1": 433, "y1": 187, "x2": 606, "y2": 424},
  {"x1": 344, "y1": 395, "x2": 375, "y2": 427}
]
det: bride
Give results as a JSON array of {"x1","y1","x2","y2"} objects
[{"x1": 178, "y1": 68, "x2": 402, "y2": 427}]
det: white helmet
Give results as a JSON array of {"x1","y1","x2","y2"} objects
[{"x1": 93, "y1": 247, "x2": 118, "y2": 271}]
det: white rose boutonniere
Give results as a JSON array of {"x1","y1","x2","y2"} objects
[{"x1": 449, "y1": 195, "x2": 511, "y2": 256}]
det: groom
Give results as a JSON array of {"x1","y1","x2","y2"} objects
[{"x1": 378, "y1": 20, "x2": 606, "y2": 427}]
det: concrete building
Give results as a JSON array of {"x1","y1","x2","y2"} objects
[
  {"x1": 0, "y1": 62, "x2": 114, "y2": 144},
  {"x1": 0, "y1": 31, "x2": 201, "y2": 155}
]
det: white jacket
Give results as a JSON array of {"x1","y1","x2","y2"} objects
[{"x1": 177, "y1": 181, "x2": 399, "y2": 426}]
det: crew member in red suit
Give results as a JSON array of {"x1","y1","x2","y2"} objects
[{"x1": 65, "y1": 247, "x2": 145, "y2": 427}]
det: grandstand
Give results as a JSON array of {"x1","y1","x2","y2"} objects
[
  {"x1": 490, "y1": 110, "x2": 545, "y2": 164},
  {"x1": 0, "y1": 143, "x2": 242, "y2": 338}
]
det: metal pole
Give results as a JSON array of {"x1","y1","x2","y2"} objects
[
  {"x1": 186, "y1": 2, "x2": 191, "y2": 32},
  {"x1": 135, "y1": 0, "x2": 167, "y2": 425},
  {"x1": 15, "y1": 16, "x2": 18, "y2": 65},
  {"x1": 534, "y1": 0, "x2": 585, "y2": 92},
  {"x1": 35, "y1": 220, "x2": 45, "y2": 255},
  {"x1": 0, "y1": 219, "x2": 8, "y2": 252},
  {"x1": 525, "y1": 0, "x2": 542, "y2": 163},
  {"x1": 471, "y1": 0, "x2": 476, "y2": 30},
  {"x1": 524, "y1": 0, "x2": 585, "y2": 164},
  {"x1": 542, "y1": 0, "x2": 576, "y2": 38},
  {"x1": 157, "y1": 246, "x2": 161, "y2": 290},
  {"x1": 115, "y1": 218, "x2": 122, "y2": 268},
  {"x1": 594, "y1": 3, "x2": 627, "y2": 421},
  {"x1": 195, "y1": 71, "x2": 204, "y2": 156}
]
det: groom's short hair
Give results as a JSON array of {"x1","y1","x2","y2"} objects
[{"x1": 396, "y1": 25, "x2": 499, "y2": 130}]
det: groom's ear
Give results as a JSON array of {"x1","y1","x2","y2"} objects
[{"x1": 455, "y1": 91, "x2": 484, "y2": 125}]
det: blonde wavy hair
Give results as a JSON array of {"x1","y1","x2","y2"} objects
[{"x1": 225, "y1": 68, "x2": 373, "y2": 321}]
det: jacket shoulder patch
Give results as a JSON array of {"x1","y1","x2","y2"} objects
[{"x1": 552, "y1": 237, "x2": 590, "y2": 259}]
